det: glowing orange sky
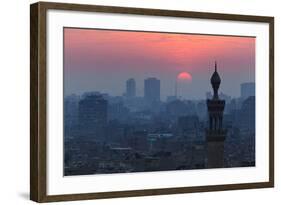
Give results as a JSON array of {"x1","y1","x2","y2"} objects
[
  {"x1": 65, "y1": 28, "x2": 255, "y2": 72},
  {"x1": 64, "y1": 28, "x2": 255, "y2": 99}
]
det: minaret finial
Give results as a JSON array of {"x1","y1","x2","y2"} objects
[{"x1": 215, "y1": 61, "x2": 217, "y2": 72}]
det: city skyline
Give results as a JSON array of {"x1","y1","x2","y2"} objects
[
  {"x1": 64, "y1": 66, "x2": 256, "y2": 175},
  {"x1": 64, "y1": 77, "x2": 254, "y2": 102},
  {"x1": 64, "y1": 28, "x2": 255, "y2": 99}
]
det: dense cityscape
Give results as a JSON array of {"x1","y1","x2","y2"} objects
[{"x1": 64, "y1": 69, "x2": 255, "y2": 176}]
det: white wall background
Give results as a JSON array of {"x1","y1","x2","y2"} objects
[{"x1": 0, "y1": 0, "x2": 279, "y2": 204}]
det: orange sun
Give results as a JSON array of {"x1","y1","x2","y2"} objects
[{"x1": 177, "y1": 72, "x2": 192, "y2": 81}]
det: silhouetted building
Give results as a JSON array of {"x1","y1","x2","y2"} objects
[
  {"x1": 144, "y1": 77, "x2": 160, "y2": 103},
  {"x1": 177, "y1": 115, "x2": 199, "y2": 138},
  {"x1": 166, "y1": 100, "x2": 195, "y2": 119},
  {"x1": 126, "y1": 78, "x2": 136, "y2": 98},
  {"x1": 191, "y1": 141, "x2": 206, "y2": 169},
  {"x1": 240, "y1": 82, "x2": 255, "y2": 99},
  {"x1": 108, "y1": 102, "x2": 130, "y2": 122},
  {"x1": 64, "y1": 94, "x2": 79, "y2": 135},
  {"x1": 78, "y1": 94, "x2": 107, "y2": 138},
  {"x1": 166, "y1": 95, "x2": 177, "y2": 103},
  {"x1": 196, "y1": 100, "x2": 207, "y2": 120},
  {"x1": 239, "y1": 96, "x2": 255, "y2": 132},
  {"x1": 166, "y1": 100, "x2": 188, "y2": 118},
  {"x1": 206, "y1": 62, "x2": 227, "y2": 168},
  {"x1": 128, "y1": 130, "x2": 149, "y2": 152}
]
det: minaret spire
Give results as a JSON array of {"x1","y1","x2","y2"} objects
[
  {"x1": 206, "y1": 63, "x2": 227, "y2": 168},
  {"x1": 215, "y1": 61, "x2": 217, "y2": 72}
]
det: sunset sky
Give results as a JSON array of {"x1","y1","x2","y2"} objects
[{"x1": 64, "y1": 28, "x2": 255, "y2": 99}]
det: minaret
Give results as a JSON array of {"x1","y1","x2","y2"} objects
[{"x1": 206, "y1": 62, "x2": 227, "y2": 168}]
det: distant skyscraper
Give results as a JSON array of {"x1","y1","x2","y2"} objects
[
  {"x1": 144, "y1": 77, "x2": 160, "y2": 103},
  {"x1": 78, "y1": 94, "x2": 107, "y2": 138},
  {"x1": 206, "y1": 62, "x2": 227, "y2": 168},
  {"x1": 126, "y1": 78, "x2": 136, "y2": 98},
  {"x1": 239, "y1": 96, "x2": 255, "y2": 132},
  {"x1": 240, "y1": 82, "x2": 255, "y2": 99}
]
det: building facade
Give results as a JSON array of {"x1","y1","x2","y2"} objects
[
  {"x1": 78, "y1": 94, "x2": 108, "y2": 138},
  {"x1": 64, "y1": 94, "x2": 79, "y2": 135},
  {"x1": 240, "y1": 82, "x2": 255, "y2": 99},
  {"x1": 144, "y1": 77, "x2": 160, "y2": 103},
  {"x1": 126, "y1": 78, "x2": 136, "y2": 98}
]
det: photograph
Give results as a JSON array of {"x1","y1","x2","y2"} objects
[
  {"x1": 29, "y1": 2, "x2": 274, "y2": 202},
  {"x1": 63, "y1": 28, "x2": 256, "y2": 176}
]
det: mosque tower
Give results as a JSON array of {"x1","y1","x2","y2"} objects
[{"x1": 206, "y1": 62, "x2": 227, "y2": 168}]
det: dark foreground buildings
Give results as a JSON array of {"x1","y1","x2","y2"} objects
[
  {"x1": 64, "y1": 64, "x2": 255, "y2": 175},
  {"x1": 78, "y1": 94, "x2": 107, "y2": 139}
]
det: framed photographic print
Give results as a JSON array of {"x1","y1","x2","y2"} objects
[{"x1": 30, "y1": 1, "x2": 274, "y2": 202}]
